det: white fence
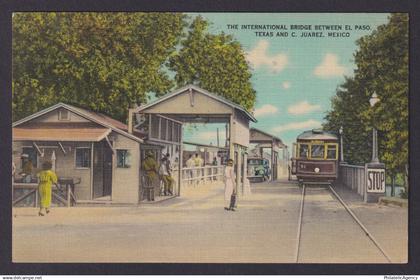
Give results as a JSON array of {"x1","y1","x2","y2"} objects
[
  {"x1": 339, "y1": 163, "x2": 366, "y2": 201},
  {"x1": 178, "y1": 165, "x2": 224, "y2": 186}
]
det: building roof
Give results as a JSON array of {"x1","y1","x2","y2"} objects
[
  {"x1": 136, "y1": 84, "x2": 257, "y2": 122},
  {"x1": 13, "y1": 127, "x2": 111, "y2": 142},
  {"x1": 13, "y1": 103, "x2": 143, "y2": 143},
  {"x1": 250, "y1": 127, "x2": 286, "y2": 146},
  {"x1": 297, "y1": 129, "x2": 338, "y2": 141}
]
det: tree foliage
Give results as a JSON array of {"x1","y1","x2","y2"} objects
[
  {"x1": 13, "y1": 12, "x2": 186, "y2": 122},
  {"x1": 13, "y1": 14, "x2": 257, "y2": 123},
  {"x1": 168, "y1": 16, "x2": 256, "y2": 111},
  {"x1": 324, "y1": 13, "x2": 408, "y2": 177}
]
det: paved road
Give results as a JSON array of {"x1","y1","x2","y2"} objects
[
  {"x1": 12, "y1": 179, "x2": 407, "y2": 263},
  {"x1": 298, "y1": 187, "x2": 388, "y2": 263}
]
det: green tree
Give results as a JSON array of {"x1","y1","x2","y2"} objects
[
  {"x1": 324, "y1": 13, "x2": 408, "y2": 194},
  {"x1": 324, "y1": 77, "x2": 372, "y2": 165},
  {"x1": 13, "y1": 12, "x2": 186, "y2": 122},
  {"x1": 168, "y1": 16, "x2": 256, "y2": 111}
]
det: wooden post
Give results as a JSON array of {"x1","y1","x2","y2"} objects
[
  {"x1": 67, "y1": 185, "x2": 71, "y2": 207},
  {"x1": 178, "y1": 126, "x2": 183, "y2": 196},
  {"x1": 90, "y1": 142, "x2": 94, "y2": 200},
  {"x1": 243, "y1": 151, "x2": 248, "y2": 192},
  {"x1": 35, "y1": 189, "x2": 38, "y2": 208},
  {"x1": 238, "y1": 147, "x2": 242, "y2": 194},
  {"x1": 271, "y1": 140, "x2": 275, "y2": 181},
  {"x1": 229, "y1": 114, "x2": 235, "y2": 160}
]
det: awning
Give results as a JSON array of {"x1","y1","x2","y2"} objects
[{"x1": 13, "y1": 127, "x2": 111, "y2": 142}]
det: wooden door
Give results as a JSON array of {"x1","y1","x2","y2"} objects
[
  {"x1": 93, "y1": 142, "x2": 104, "y2": 199},
  {"x1": 103, "y1": 145, "x2": 113, "y2": 196}
]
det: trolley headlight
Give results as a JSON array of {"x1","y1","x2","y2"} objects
[{"x1": 314, "y1": 167, "x2": 320, "y2": 173}]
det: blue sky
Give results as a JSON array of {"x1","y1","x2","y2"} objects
[{"x1": 183, "y1": 13, "x2": 389, "y2": 149}]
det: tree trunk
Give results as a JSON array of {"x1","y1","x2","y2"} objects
[{"x1": 391, "y1": 175, "x2": 396, "y2": 197}]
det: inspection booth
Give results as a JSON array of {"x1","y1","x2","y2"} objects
[
  {"x1": 133, "y1": 85, "x2": 257, "y2": 196},
  {"x1": 12, "y1": 103, "x2": 147, "y2": 205}
]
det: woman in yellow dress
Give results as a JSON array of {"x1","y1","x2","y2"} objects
[{"x1": 37, "y1": 161, "x2": 57, "y2": 216}]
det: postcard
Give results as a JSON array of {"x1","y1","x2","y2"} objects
[{"x1": 10, "y1": 12, "x2": 408, "y2": 265}]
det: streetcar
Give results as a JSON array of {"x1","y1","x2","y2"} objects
[{"x1": 291, "y1": 129, "x2": 339, "y2": 183}]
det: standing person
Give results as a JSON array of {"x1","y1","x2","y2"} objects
[
  {"x1": 186, "y1": 154, "x2": 195, "y2": 184},
  {"x1": 224, "y1": 159, "x2": 236, "y2": 211},
  {"x1": 194, "y1": 153, "x2": 204, "y2": 184},
  {"x1": 164, "y1": 153, "x2": 175, "y2": 195},
  {"x1": 37, "y1": 161, "x2": 57, "y2": 216},
  {"x1": 20, "y1": 154, "x2": 33, "y2": 183},
  {"x1": 143, "y1": 151, "x2": 158, "y2": 201},
  {"x1": 159, "y1": 157, "x2": 174, "y2": 196},
  {"x1": 197, "y1": 153, "x2": 204, "y2": 167},
  {"x1": 212, "y1": 157, "x2": 218, "y2": 180}
]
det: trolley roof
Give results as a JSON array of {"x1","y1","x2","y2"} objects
[{"x1": 297, "y1": 129, "x2": 338, "y2": 141}]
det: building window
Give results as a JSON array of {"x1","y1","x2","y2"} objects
[
  {"x1": 75, "y1": 148, "x2": 91, "y2": 168},
  {"x1": 150, "y1": 115, "x2": 159, "y2": 139},
  {"x1": 117, "y1": 149, "x2": 131, "y2": 168},
  {"x1": 168, "y1": 120, "x2": 173, "y2": 142},
  {"x1": 174, "y1": 123, "x2": 181, "y2": 142},
  {"x1": 58, "y1": 109, "x2": 70, "y2": 121},
  {"x1": 160, "y1": 118, "x2": 167, "y2": 140}
]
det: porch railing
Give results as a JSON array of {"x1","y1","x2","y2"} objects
[{"x1": 13, "y1": 183, "x2": 77, "y2": 207}]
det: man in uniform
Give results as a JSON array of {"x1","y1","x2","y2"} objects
[{"x1": 143, "y1": 151, "x2": 158, "y2": 201}]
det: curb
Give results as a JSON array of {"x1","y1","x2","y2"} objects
[{"x1": 378, "y1": 196, "x2": 408, "y2": 208}]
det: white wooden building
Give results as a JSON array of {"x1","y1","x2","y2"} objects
[{"x1": 12, "y1": 103, "x2": 146, "y2": 204}]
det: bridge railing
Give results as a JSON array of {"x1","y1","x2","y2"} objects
[{"x1": 339, "y1": 163, "x2": 366, "y2": 201}]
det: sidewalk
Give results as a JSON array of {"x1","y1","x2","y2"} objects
[{"x1": 332, "y1": 182, "x2": 408, "y2": 263}]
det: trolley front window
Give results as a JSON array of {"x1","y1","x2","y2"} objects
[
  {"x1": 311, "y1": 144, "x2": 324, "y2": 159},
  {"x1": 326, "y1": 144, "x2": 338, "y2": 159},
  {"x1": 299, "y1": 144, "x2": 309, "y2": 158}
]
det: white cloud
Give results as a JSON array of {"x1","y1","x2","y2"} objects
[
  {"x1": 287, "y1": 101, "x2": 321, "y2": 115},
  {"x1": 246, "y1": 40, "x2": 288, "y2": 72},
  {"x1": 272, "y1": 119, "x2": 322, "y2": 133},
  {"x1": 254, "y1": 104, "x2": 279, "y2": 117},
  {"x1": 313, "y1": 53, "x2": 348, "y2": 78},
  {"x1": 282, "y1": 81, "x2": 291, "y2": 89}
]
